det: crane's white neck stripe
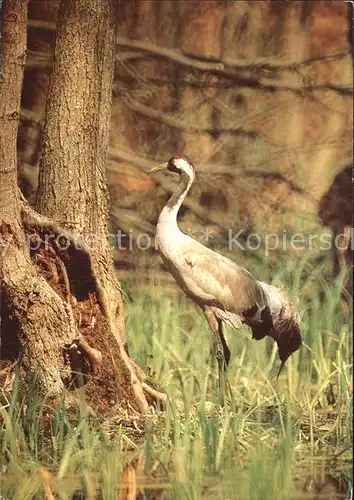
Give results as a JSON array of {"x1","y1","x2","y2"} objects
[
  {"x1": 173, "y1": 157, "x2": 195, "y2": 178},
  {"x1": 157, "y1": 171, "x2": 194, "y2": 237}
]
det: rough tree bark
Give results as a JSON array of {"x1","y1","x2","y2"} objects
[
  {"x1": 0, "y1": 0, "x2": 165, "y2": 413},
  {"x1": 18, "y1": 0, "x2": 60, "y2": 203},
  {"x1": 0, "y1": 0, "x2": 76, "y2": 396}
]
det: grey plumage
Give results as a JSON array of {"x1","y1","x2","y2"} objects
[{"x1": 149, "y1": 155, "x2": 301, "y2": 381}]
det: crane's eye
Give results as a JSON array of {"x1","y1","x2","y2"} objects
[{"x1": 167, "y1": 159, "x2": 180, "y2": 173}]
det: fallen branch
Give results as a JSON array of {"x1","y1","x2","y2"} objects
[
  {"x1": 122, "y1": 95, "x2": 260, "y2": 137},
  {"x1": 25, "y1": 22, "x2": 352, "y2": 96},
  {"x1": 116, "y1": 36, "x2": 351, "y2": 73},
  {"x1": 27, "y1": 20, "x2": 350, "y2": 74}
]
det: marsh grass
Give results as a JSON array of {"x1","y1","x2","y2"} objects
[{"x1": 0, "y1": 257, "x2": 352, "y2": 499}]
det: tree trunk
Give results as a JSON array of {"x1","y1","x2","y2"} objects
[
  {"x1": 1, "y1": 0, "x2": 164, "y2": 413},
  {"x1": 0, "y1": 0, "x2": 27, "y2": 228},
  {"x1": 35, "y1": 0, "x2": 125, "y2": 345},
  {"x1": 0, "y1": 0, "x2": 75, "y2": 395},
  {"x1": 18, "y1": 0, "x2": 60, "y2": 204}
]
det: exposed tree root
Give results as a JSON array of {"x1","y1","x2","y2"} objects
[
  {"x1": 75, "y1": 338, "x2": 103, "y2": 375},
  {"x1": 56, "y1": 255, "x2": 71, "y2": 303},
  {"x1": 141, "y1": 383, "x2": 167, "y2": 406},
  {"x1": 12, "y1": 192, "x2": 167, "y2": 414}
]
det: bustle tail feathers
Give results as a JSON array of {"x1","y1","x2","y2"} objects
[{"x1": 258, "y1": 283, "x2": 302, "y2": 364}]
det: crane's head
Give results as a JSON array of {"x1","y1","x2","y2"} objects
[
  {"x1": 148, "y1": 155, "x2": 195, "y2": 179},
  {"x1": 275, "y1": 321, "x2": 302, "y2": 379}
]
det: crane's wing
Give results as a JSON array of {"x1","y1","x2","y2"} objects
[{"x1": 181, "y1": 245, "x2": 268, "y2": 318}]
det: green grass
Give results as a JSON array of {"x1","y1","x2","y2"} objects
[{"x1": 1, "y1": 258, "x2": 352, "y2": 499}]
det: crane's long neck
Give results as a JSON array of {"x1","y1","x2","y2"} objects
[{"x1": 158, "y1": 172, "x2": 194, "y2": 229}]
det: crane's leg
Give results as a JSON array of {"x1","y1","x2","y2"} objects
[
  {"x1": 203, "y1": 310, "x2": 229, "y2": 405},
  {"x1": 217, "y1": 319, "x2": 231, "y2": 368}
]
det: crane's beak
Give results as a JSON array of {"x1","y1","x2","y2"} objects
[
  {"x1": 147, "y1": 162, "x2": 168, "y2": 174},
  {"x1": 276, "y1": 361, "x2": 285, "y2": 381}
]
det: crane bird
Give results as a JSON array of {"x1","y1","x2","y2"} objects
[{"x1": 149, "y1": 155, "x2": 301, "y2": 387}]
